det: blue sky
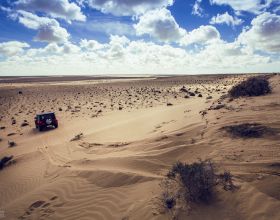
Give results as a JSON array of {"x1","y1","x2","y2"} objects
[{"x1": 0, "y1": 0, "x2": 279, "y2": 75}]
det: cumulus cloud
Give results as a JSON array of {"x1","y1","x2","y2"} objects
[
  {"x1": 81, "y1": 0, "x2": 174, "y2": 16},
  {"x1": 192, "y1": 0, "x2": 204, "y2": 17},
  {"x1": 2, "y1": 36, "x2": 276, "y2": 76},
  {"x1": 17, "y1": 10, "x2": 70, "y2": 43},
  {"x1": 210, "y1": 0, "x2": 278, "y2": 14},
  {"x1": 0, "y1": 41, "x2": 29, "y2": 56},
  {"x1": 80, "y1": 39, "x2": 107, "y2": 50},
  {"x1": 238, "y1": 12, "x2": 280, "y2": 53},
  {"x1": 210, "y1": 12, "x2": 243, "y2": 27},
  {"x1": 134, "y1": 8, "x2": 186, "y2": 42},
  {"x1": 181, "y1": 25, "x2": 220, "y2": 46},
  {"x1": 14, "y1": 0, "x2": 86, "y2": 22}
]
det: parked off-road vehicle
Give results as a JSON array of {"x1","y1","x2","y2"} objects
[{"x1": 35, "y1": 112, "x2": 58, "y2": 131}]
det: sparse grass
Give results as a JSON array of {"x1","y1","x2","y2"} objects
[
  {"x1": 222, "y1": 123, "x2": 274, "y2": 138},
  {"x1": 70, "y1": 133, "x2": 83, "y2": 141},
  {"x1": 229, "y1": 76, "x2": 271, "y2": 98}
]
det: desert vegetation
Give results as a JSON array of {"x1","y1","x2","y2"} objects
[
  {"x1": 222, "y1": 123, "x2": 276, "y2": 138},
  {"x1": 229, "y1": 76, "x2": 271, "y2": 98},
  {"x1": 162, "y1": 160, "x2": 235, "y2": 214}
]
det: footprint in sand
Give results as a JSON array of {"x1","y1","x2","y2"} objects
[{"x1": 18, "y1": 196, "x2": 61, "y2": 219}]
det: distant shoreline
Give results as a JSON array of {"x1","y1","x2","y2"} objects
[{"x1": 0, "y1": 73, "x2": 278, "y2": 84}]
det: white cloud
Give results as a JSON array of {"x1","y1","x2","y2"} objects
[
  {"x1": 238, "y1": 12, "x2": 280, "y2": 53},
  {"x1": 181, "y1": 25, "x2": 220, "y2": 46},
  {"x1": 192, "y1": 0, "x2": 204, "y2": 17},
  {"x1": 134, "y1": 8, "x2": 186, "y2": 42},
  {"x1": 210, "y1": 0, "x2": 278, "y2": 14},
  {"x1": 2, "y1": 34, "x2": 277, "y2": 76},
  {"x1": 81, "y1": 0, "x2": 174, "y2": 16},
  {"x1": 0, "y1": 41, "x2": 29, "y2": 57},
  {"x1": 80, "y1": 39, "x2": 106, "y2": 50},
  {"x1": 15, "y1": 0, "x2": 86, "y2": 22},
  {"x1": 210, "y1": 12, "x2": 243, "y2": 26},
  {"x1": 17, "y1": 10, "x2": 70, "y2": 43}
]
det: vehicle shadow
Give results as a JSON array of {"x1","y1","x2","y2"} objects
[{"x1": 31, "y1": 126, "x2": 57, "y2": 134}]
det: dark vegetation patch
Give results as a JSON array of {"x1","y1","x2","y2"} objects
[
  {"x1": 8, "y1": 141, "x2": 16, "y2": 147},
  {"x1": 229, "y1": 76, "x2": 271, "y2": 98},
  {"x1": 162, "y1": 160, "x2": 235, "y2": 212},
  {"x1": 0, "y1": 156, "x2": 14, "y2": 170},
  {"x1": 222, "y1": 123, "x2": 276, "y2": 138},
  {"x1": 167, "y1": 160, "x2": 215, "y2": 203}
]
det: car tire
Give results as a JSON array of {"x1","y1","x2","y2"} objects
[
  {"x1": 54, "y1": 124, "x2": 58, "y2": 128},
  {"x1": 39, "y1": 126, "x2": 43, "y2": 131}
]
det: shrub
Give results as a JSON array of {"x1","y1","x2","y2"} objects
[
  {"x1": 0, "y1": 156, "x2": 13, "y2": 170},
  {"x1": 229, "y1": 76, "x2": 271, "y2": 98},
  {"x1": 168, "y1": 160, "x2": 215, "y2": 203},
  {"x1": 8, "y1": 141, "x2": 16, "y2": 147},
  {"x1": 222, "y1": 123, "x2": 273, "y2": 138}
]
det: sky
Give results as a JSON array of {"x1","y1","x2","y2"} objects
[{"x1": 0, "y1": 0, "x2": 280, "y2": 76}]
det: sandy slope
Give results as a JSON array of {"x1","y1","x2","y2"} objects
[{"x1": 0, "y1": 75, "x2": 279, "y2": 220}]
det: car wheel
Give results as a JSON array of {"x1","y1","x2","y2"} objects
[{"x1": 39, "y1": 126, "x2": 43, "y2": 131}]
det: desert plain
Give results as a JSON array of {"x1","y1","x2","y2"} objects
[{"x1": 0, "y1": 74, "x2": 279, "y2": 220}]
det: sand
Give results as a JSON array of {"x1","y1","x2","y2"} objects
[{"x1": 0, "y1": 74, "x2": 279, "y2": 219}]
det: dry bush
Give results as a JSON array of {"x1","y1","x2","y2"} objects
[
  {"x1": 0, "y1": 156, "x2": 13, "y2": 170},
  {"x1": 229, "y1": 76, "x2": 271, "y2": 98},
  {"x1": 167, "y1": 160, "x2": 215, "y2": 203},
  {"x1": 8, "y1": 141, "x2": 16, "y2": 147}
]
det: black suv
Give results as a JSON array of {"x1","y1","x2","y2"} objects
[{"x1": 35, "y1": 112, "x2": 58, "y2": 131}]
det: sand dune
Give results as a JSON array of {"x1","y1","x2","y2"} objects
[{"x1": 0, "y1": 75, "x2": 279, "y2": 219}]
